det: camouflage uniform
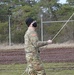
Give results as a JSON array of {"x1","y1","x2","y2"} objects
[{"x1": 24, "y1": 28, "x2": 48, "y2": 75}]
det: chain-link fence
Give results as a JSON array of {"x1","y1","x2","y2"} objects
[
  {"x1": 0, "y1": 13, "x2": 74, "y2": 45},
  {"x1": 0, "y1": 15, "x2": 27, "y2": 45},
  {"x1": 41, "y1": 13, "x2": 74, "y2": 43}
]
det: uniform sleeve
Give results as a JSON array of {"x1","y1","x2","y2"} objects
[
  {"x1": 24, "y1": 34, "x2": 28, "y2": 45},
  {"x1": 24, "y1": 32, "x2": 30, "y2": 48},
  {"x1": 37, "y1": 41, "x2": 48, "y2": 47},
  {"x1": 29, "y1": 31, "x2": 48, "y2": 48}
]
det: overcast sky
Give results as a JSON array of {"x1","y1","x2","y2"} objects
[
  {"x1": 59, "y1": 0, "x2": 66, "y2": 4},
  {"x1": 35, "y1": 0, "x2": 67, "y2": 4}
]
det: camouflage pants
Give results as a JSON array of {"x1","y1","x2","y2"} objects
[{"x1": 25, "y1": 53, "x2": 46, "y2": 75}]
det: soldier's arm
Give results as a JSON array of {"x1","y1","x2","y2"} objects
[
  {"x1": 37, "y1": 40, "x2": 52, "y2": 47},
  {"x1": 36, "y1": 41, "x2": 48, "y2": 47},
  {"x1": 30, "y1": 32, "x2": 51, "y2": 48}
]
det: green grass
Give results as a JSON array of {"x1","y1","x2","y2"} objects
[{"x1": 0, "y1": 62, "x2": 74, "y2": 75}]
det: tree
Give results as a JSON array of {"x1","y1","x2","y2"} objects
[
  {"x1": 37, "y1": 0, "x2": 61, "y2": 20},
  {"x1": 0, "y1": 0, "x2": 74, "y2": 43},
  {"x1": 0, "y1": 22, "x2": 8, "y2": 43},
  {"x1": 67, "y1": 0, "x2": 74, "y2": 6},
  {"x1": 0, "y1": 4, "x2": 9, "y2": 22},
  {"x1": 25, "y1": 0, "x2": 37, "y2": 6}
]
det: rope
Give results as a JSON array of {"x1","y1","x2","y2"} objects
[
  {"x1": 52, "y1": 13, "x2": 74, "y2": 41},
  {"x1": 21, "y1": 70, "x2": 26, "y2": 75}
]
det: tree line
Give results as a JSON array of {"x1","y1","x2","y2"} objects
[{"x1": 0, "y1": 0, "x2": 74, "y2": 44}]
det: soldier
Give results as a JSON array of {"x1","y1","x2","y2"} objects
[{"x1": 24, "y1": 17, "x2": 52, "y2": 75}]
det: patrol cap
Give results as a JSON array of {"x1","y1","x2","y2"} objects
[
  {"x1": 25, "y1": 17, "x2": 34, "y2": 27},
  {"x1": 25, "y1": 17, "x2": 37, "y2": 27}
]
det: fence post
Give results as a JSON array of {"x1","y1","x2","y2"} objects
[
  {"x1": 41, "y1": 15, "x2": 43, "y2": 41},
  {"x1": 8, "y1": 15, "x2": 11, "y2": 46}
]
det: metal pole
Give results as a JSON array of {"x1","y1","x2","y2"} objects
[
  {"x1": 42, "y1": 20, "x2": 74, "y2": 23},
  {"x1": 8, "y1": 15, "x2": 11, "y2": 46},
  {"x1": 41, "y1": 15, "x2": 43, "y2": 41}
]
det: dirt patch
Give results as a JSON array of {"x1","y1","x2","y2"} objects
[{"x1": 0, "y1": 46, "x2": 74, "y2": 64}]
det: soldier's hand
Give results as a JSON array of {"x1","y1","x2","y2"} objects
[{"x1": 47, "y1": 40, "x2": 52, "y2": 44}]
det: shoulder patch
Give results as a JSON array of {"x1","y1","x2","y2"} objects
[{"x1": 31, "y1": 33, "x2": 37, "y2": 37}]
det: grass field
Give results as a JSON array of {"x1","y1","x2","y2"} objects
[{"x1": 0, "y1": 62, "x2": 74, "y2": 75}]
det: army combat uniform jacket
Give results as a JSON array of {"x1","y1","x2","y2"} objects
[{"x1": 24, "y1": 28, "x2": 48, "y2": 75}]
